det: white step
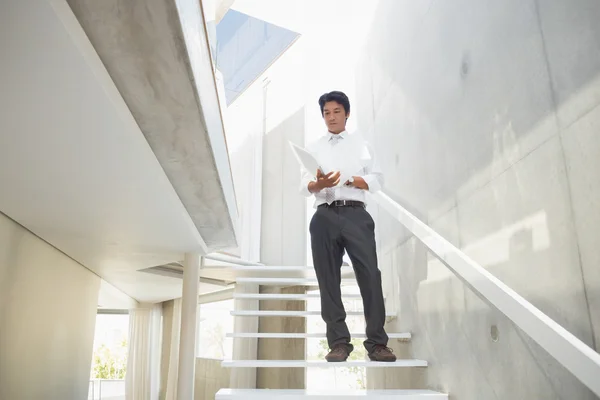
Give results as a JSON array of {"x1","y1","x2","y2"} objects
[
  {"x1": 221, "y1": 359, "x2": 428, "y2": 368},
  {"x1": 201, "y1": 265, "x2": 356, "y2": 281},
  {"x1": 236, "y1": 277, "x2": 356, "y2": 286},
  {"x1": 233, "y1": 292, "x2": 363, "y2": 300},
  {"x1": 200, "y1": 265, "x2": 354, "y2": 281},
  {"x1": 216, "y1": 389, "x2": 448, "y2": 399},
  {"x1": 226, "y1": 332, "x2": 411, "y2": 341},
  {"x1": 231, "y1": 310, "x2": 395, "y2": 317}
]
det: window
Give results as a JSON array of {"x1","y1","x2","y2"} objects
[
  {"x1": 196, "y1": 299, "x2": 234, "y2": 360},
  {"x1": 214, "y1": 10, "x2": 300, "y2": 104},
  {"x1": 89, "y1": 312, "x2": 129, "y2": 400}
]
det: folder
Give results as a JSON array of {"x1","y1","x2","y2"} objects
[{"x1": 289, "y1": 141, "x2": 365, "y2": 188}]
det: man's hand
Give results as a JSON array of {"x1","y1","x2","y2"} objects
[
  {"x1": 345, "y1": 176, "x2": 369, "y2": 190},
  {"x1": 309, "y1": 170, "x2": 340, "y2": 193}
]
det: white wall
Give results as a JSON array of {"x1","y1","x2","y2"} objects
[
  {"x1": 355, "y1": 0, "x2": 600, "y2": 398},
  {"x1": 0, "y1": 213, "x2": 100, "y2": 400}
]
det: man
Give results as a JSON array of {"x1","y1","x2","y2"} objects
[{"x1": 300, "y1": 91, "x2": 396, "y2": 363}]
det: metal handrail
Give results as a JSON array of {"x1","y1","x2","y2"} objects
[
  {"x1": 88, "y1": 379, "x2": 125, "y2": 400},
  {"x1": 372, "y1": 191, "x2": 600, "y2": 397}
]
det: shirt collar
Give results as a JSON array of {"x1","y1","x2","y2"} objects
[{"x1": 328, "y1": 130, "x2": 348, "y2": 141}]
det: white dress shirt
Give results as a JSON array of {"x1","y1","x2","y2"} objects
[{"x1": 299, "y1": 130, "x2": 384, "y2": 208}]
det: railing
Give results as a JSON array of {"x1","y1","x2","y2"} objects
[
  {"x1": 371, "y1": 191, "x2": 600, "y2": 398},
  {"x1": 88, "y1": 379, "x2": 125, "y2": 400}
]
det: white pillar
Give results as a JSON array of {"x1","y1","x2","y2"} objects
[{"x1": 177, "y1": 253, "x2": 200, "y2": 399}]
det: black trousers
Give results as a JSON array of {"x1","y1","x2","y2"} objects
[{"x1": 310, "y1": 204, "x2": 388, "y2": 354}]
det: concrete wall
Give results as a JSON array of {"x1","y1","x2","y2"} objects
[
  {"x1": 0, "y1": 213, "x2": 100, "y2": 400},
  {"x1": 355, "y1": 0, "x2": 600, "y2": 398},
  {"x1": 256, "y1": 286, "x2": 306, "y2": 389},
  {"x1": 257, "y1": 104, "x2": 307, "y2": 389},
  {"x1": 195, "y1": 358, "x2": 230, "y2": 400},
  {"x1": 260, "y1": 106, "x2": 307, "y2": 267},
  {"x1": 222, "y1": 64, "x2": 266, "y2": 261}
]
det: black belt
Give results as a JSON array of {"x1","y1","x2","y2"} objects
[{"x1": 319, "y1": 200, "x2": 365, "y2": 208}]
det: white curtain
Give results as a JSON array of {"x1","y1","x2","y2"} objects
[
  {"x1": 125, "y1": 304, "x2": 162, "y2": 400},
  {"x1": 164, "y1": 298, "x2": 182, "y2": 400}
]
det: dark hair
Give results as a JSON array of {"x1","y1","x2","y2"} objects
[{"x1": 318, "y1": 91, "x2": 350, "y2": 116}]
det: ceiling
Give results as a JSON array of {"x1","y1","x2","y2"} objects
[{"x1": 0, "y1": 0, "x2": 238, "y2": 303}]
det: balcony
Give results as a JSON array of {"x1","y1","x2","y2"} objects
[{"x1": 88, "y1": 380, "x2": 125, "y2": 400}]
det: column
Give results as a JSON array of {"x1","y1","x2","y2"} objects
[{"x1": 177, "y1": 253, "x2": 201, "y2": 399}]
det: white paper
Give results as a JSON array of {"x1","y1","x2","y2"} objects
[
  {"x1": 289, "y1": 142, "x2": 323, "y2": 177},
  {"x1": 329, "y1": 141, "x2": 365, "y2": 187},
  {"x1": 289, "y1": 141, "x2": 365, "y2": 188}
]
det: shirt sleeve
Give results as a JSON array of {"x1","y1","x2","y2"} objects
[
  {"x1": 300, "y1": 168, "x2": 315, "y2": 197},
  {"x1": 361, "y1": 142, "x2": 384, "y2": 193}
]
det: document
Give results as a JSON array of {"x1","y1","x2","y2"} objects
[
  {"x1": 289, "y1": 141, "x2": 364, "y2": 188},
  {"x1": 289, "y1": 142, "x2": 324, "y2": 177}
]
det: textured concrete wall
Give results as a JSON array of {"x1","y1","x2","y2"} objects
[
  {"x1": 195, "y1": 358, "x2": 231, "y2": 400},
  {"x1": 355, "y1": 0, "x2": 600, "y2": 398},
  {"x1": 256, "y1": 286, "x2": 306, "y2": 389},
  {"x1": 0, "y1": 213, "x2": 100, "y2": 400},
  {"x1": 67, "y1": 0, "x2": 237, "y2": 250}
]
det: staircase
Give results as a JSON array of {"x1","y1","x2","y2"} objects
[{"x1": 213, "y1": 264, "x2": 448, "y2": 399}]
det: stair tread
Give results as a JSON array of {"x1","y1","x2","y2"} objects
[
  {"x1": 233, "y1": 293, "x2": 362, "y2": 300},
  {"x1": 201, "y1": 265, "x2": 355, "y2": 281},
  {"x1": 236, "y1": 277, "x2": 356, "y2": 285},
  {"x1": 226, "y1": 332, "x2": 411, "y2": 340},
  {"x1": 221, "y1": 359, "x2": 427, "y2": 368},
  {"x1": 216, "y1": 389, "x2": 447, "y2": 399},
  {"x1": 231, "y1": 310, "x2": 395, "y2": 317}
]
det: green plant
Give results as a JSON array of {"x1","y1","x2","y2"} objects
[{"x1": 91, "y1": 340, "x2": 128, "y2": 379}]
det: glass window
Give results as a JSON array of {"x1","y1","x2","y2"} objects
[
  {"x1": 89, "y1": 313, "x2": 129, "y2": 400},
  {"x1": 196, "y1": 299, "x2": 234, "y2": 360},
  {"x1": 213, "y1": 10, "x2": 300, "y2": 105}
]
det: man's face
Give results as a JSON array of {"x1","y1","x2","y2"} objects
[{"x1": 322, "y1": 101, "x2": 348, "y2": 134}]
